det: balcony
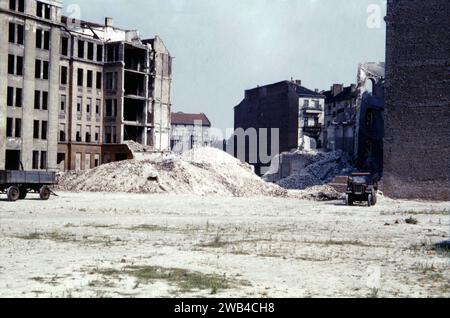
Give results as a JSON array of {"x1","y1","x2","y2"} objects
[{"x1": 303, "y1": 124, "x2": 322, "y2": 134}]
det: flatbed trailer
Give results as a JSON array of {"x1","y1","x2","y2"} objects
[{"x1": 0, "y1": 170, "x2": 56, "y2": 202}]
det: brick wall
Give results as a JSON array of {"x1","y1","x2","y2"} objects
[{"x1": 383, "y1": 0, "x2": 450, "y2": 200}]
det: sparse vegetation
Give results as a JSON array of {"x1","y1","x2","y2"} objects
[{"x1": 89, "y1": 265, "x2": 244, "y2": 294}]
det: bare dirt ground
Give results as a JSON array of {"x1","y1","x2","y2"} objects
[{"x1": 0, "y1": 192, "x2": 448, "y2": 298}]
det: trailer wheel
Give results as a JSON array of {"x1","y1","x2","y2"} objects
[
  {"x1": 7, "y1": 186, "x2": 20, "y2": 202},
  {"x1": 19, "y1": 187, "x2": 28, "y2": 200},
  {"x1": 39, "y1": 186, "x2": 51, "y2": 201}
]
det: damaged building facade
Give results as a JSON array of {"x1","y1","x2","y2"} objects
[
  {"x1": 234, "y1": 80, "x2": 325, "y2": 175},
  {"x1": 0, "y1": 0, "x2": 172, "y2": 171},
  {"x1": 384, "y1": 0, "x2": 450, "y2": 200},
  {"x1": 323, "y1": 84, "x2": 357, "y2": 157}
]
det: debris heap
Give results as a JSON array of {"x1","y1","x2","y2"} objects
[
  {"x1": 57, "y1": 148, "x2": 287, "y2": 198},
  {"x1": 263, "y1": 150, "x2": 352, "y2": 190}
]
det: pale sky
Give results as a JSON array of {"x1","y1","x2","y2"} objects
[{"x1": 63, "y1": 0, "x2": 387, "y2": 130}]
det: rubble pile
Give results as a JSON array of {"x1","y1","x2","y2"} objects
[
  {"x1": 263, "y1": 150, "x2": 352, "y2": 190},
  {"x1": 57, "y1": 147, "x2": 287, "y2": 198}
]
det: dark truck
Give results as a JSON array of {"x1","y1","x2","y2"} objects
[
  {"x1": 345, "y1": 172, "x2": 379, "y2": 207},
  {"x1": 0, "y1": 170, "x2": 56, "y2": 202}
]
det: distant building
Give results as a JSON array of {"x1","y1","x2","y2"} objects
[
  {"x1": 323, "y1": 84, "x2": 358, "y2": 157},
  {"x1": 234, "y1": 80, "x2": 325, "y2": 175},
  {"x1": 170, "y1": 112, "x2": 211, "y2": 154}
]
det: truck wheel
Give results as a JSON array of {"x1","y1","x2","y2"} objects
[
  {"x1": 371, "y1": 192, "x2": 377, "y2": 206},
  {"x1": 7, "y1": 186, "x2": 20, "y2": 202},
  {"x1": 39, "y1": 186, "x2": 51, "y2": 201},
  {"x1": 19, "y1": 187, "x2": 28, "y2": 200},
  {"x1": 368, "y1": 194, "x2": 373, "y2": 207},
  {"x1": 347, "y1": 194, "x2": 354, "y2": 206}
]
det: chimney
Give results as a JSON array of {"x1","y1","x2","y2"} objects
[
  {"x1": 105, "y1": 17, "x2": 114, "y2": 27},
  {"x1": 295, "y1": 80, "x2": 302, "y2": 87},
  {"x1": 331, "y1": 84, "x2": 344, "y2": 96}
]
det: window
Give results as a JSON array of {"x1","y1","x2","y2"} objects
[
  {"x1": 8, "y1": 23, "x2": 22, "y2": 44},
  {"x1": 16, "y1": 88, "x2": 22, "y2": 107},
  {"x1": 105, "y1": 72, "x2": 118, "y2": 90},
  {"x1": 42, "y1": 91, "x2": 48, "y2": 110},
  {"x1": 8, "y1": 55, "x2": 15, "y2": 74},
  {"x1": 97, "y1": 44, "x2": 103, "y2": 62},
  {"x1": 87, "y1": 42, "x2": 94, "y2": 60},
  {"x1": 112, "y1": 127, "x2": 117, "y2": 143},
  {"x1": 77, "y1": 68, "x2": 84, "y2": 86},
  {"x1": 95, "y1": 99, "x2": 101, "y2": 115},
  {"x1": 86, "y1": 126, "x2": 91, "y2": 143},
  {"x1": 7, "y1": 87, "x2": 14, "y2": 106},
  {"x1": 8, "y1": 55, "x2": 23, "y2": 76},
  {"x1": 43, "y1": 61, "x2": 49, "y2": 79},
  {"x1": 87, "y1": 70, "x2": 93, "y2": 88},
  {"x1": 77, "y1": 97, "x2": 82, "y2": 113},
  {"x1": 61, "y1": 66, "x2": 68, "y2": 85},
  {"x1": 86, "y1": 98, "x2": 92, "y2": 114},
  {"x1": 61, "y1": 37, "x2": 69, "y2": 56},
  {"x1": 36, "y1": 29, "x2": 42, "y2": 48},
  {"x1": 106, "y1": 99, "x2": 117, "y2": 117},
  {"x1": 95, "y1": 127, "x2": 100, "y2": 142},
  {"x1": 78, "y1": 40, "x2": 85, "y2": 58},
  {"x1": 41, "y1": 121, "x2": 48, "y2": 140},
  {"x1": 35, "y1": 59, "x2": 48, "y2": 79},
  {"x1": 76, "y1": 125, "x2": 82, "y2": 142},
  {"x1": 105, "y1": 99, "x2": 113, "y2": 117},
  {"x1": 35, "y1": 60, "x2": 41, "y2": 78},
  {"x1": 43, "y1": 30, "x2": 50, "y2": 50},
  {"x1": 33, "y1": 120, "x2": 40, "y2": 139},
  {"x1": 32, "y1": 151, "x2": 39, "y2": 170},
  {"x1": 105, "y1": 126, "x2": 111, "y2": 143},
  {"x1": 96, "y1": 72, "x2": 102, "y2": 89},
  {"x1": 59, "y1": 124, "x2": 66, "y2": 142},
  {"x1": 60, "y1": 95, "x2": 66, "y2": 112},
  {"x1": 10, "y1": 0, "x2": 24, "y2": 12},
  {"x1": 37, "y1": 2, "x2": 51, "y2": 19},
  {"x1": 15, "y1": 119, "x2": 21, "y2": 138},
  {"x1": 6, "y1": 118, "x2": 13, "y2": 137},
  {"x1": 34, "y1": 91, "x2": 40, "y2": 109},
  {"x1": 304, "y1": 100, "x2": 310, "y2": 108},
  {"x1": 40, "y1": 151, "x2": 47, "y2": 170}
]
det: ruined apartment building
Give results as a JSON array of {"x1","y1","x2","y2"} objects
[
  {"x1": 234, "y1": 80, "x2": 325, "y2": 175},
  {"x1": 384, "y1": 0, "x2": 450, "y2": 200},
  {"x1": 0, "y1": 0, "x2": 172, "y2": 172}
]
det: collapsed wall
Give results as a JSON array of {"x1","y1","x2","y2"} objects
[{"x1": 384, "y1": 0, "x2": 450, "y2": 200}]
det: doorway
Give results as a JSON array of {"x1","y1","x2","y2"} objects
[{"x1": 5, "y1": 150, "x2": 21, "y2": 170}]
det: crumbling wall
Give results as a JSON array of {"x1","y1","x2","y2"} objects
[{"x1": 384, "y1": 0, "x2": 450, "y2": 200}]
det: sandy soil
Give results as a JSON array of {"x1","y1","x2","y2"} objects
[{"x1": 0, "y1": 192, "x2": 448, "y2": 298}]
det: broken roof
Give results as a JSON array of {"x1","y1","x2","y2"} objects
[
  {"x1": 324, "y1": 85, "x2": 358, "y2": 103},
  {"x1": 171, "y1": 112, "x2": 211, "y2": 127}
]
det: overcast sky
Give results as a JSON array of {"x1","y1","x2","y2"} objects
[{"x1": 63, "y1": 0, "x2": 387, "y2": 130}]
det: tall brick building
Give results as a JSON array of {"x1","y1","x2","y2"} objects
[
  {"x1": 384, "y1": 0, "x2": 450, "y2": 200},
  {"x1": 0, "y1": 0, "x2": 172, "y2": 172}
]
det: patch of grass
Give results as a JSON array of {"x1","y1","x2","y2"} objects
[
  {"x1": 90, "y1": 265, "x2": 246, "y2": 294},
  {"x1": 128, "y1": 224, "x2": 168, "y2": 232},
  {"x1": 15, "y1": 231, "x2": 123, "y2": 247},
  {"x1": 401, "y1": 210, "x2": 449, "y2": 216},
  {"x1": 303, "y1": 239, "x2": 377, "y2": 247}
]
